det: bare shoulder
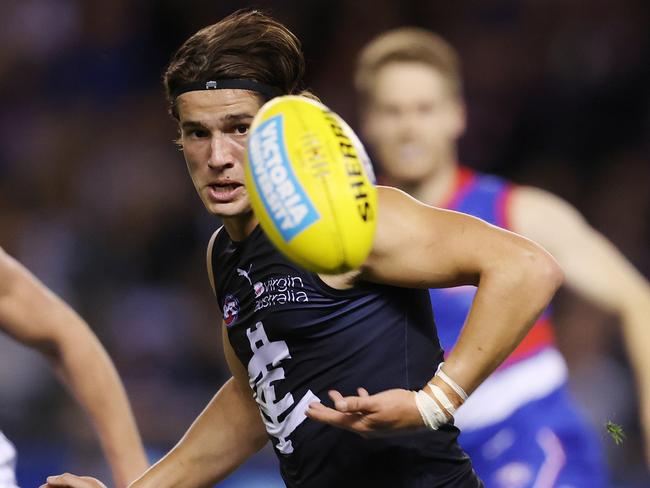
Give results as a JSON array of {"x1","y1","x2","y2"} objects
[
  {"x1": 509, "y1": 185, "x2": 587, "y2": 239},
  {"x1": 0, "y1": 246, "x2": 8, "y2": 270},
  {"x1": 359, "y1": 185, "x2": 479, "y2": 287},
  {"x1": 376, "y1": 184, "x2": 458, "y2": 219},
  {"x1": 0, "y1": 248, "x2": 20, "y2": 293},
  {"x1": 510, "y1": 185, "x2": 580, "y2": 215},
  {"x1": 370, "y1": 186, "x2": 413, "y2": 258},
  {"x1": 0, "y1": 246, "x2": 11, "y2": 269},
  {"x1": 375, "y1": 185, "x2": 428, "y2": 236},
  {"x1": 372, "y1": 185, "x2": 459, "y2": 253},
  {"x1": 376, "y1": 185, "x2": 424, "y2": 214}
]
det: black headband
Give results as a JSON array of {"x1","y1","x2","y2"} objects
[{"x1": 171, "y1": 79, "x2": 283, "y2": 101}]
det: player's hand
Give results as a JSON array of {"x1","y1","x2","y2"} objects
[
  {"x1": 40, "y1": 473, "x2": 107, "y2": 488},
  {"x1": 306, "y1": 387, "x2": 424, "y2": 437}
]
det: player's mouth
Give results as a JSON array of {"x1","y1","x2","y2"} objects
[
  {"x1": 398, "y1": 143, "x2": 425, "y2": 162},
  {"x1": 206, "y1": 182, "x2": 244, "y2": 202}
]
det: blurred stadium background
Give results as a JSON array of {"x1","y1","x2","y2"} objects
[{"x1": 0, "y1": 0, "x2": 648, "y2": 486}]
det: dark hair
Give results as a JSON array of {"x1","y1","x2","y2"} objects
[
  {"x1": 163, "y1": 9, "x2": 306, "y2": 119},
  {"x1": 355, "y1": 28, "x2": 462, "y2": 108}
]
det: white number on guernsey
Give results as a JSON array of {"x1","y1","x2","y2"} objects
[{"x1": 247, "y1": 321, "x2": 320, "y2": 454}]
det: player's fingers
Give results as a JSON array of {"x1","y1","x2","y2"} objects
[
  {"x1": 357, "y1": 387, "x2": 369, "y2": 397},
  {"x1": 43, "y1": 474, "x2": 76, "y2": 487},
  {"x1": 328, "y1": 390, "x2": 374, "y2": 413},
  {"x1": 43, "y1": 474, "x2": 107, "y2": 488},
  {"x1": 342, "y1": 396, "x2": 373, "y2": 413},
  {"x1": 327, "y1": 390, "x2": 348, "y2": 410},
  {"x1": 306, "y1": 401, "x2": 348, "y2": 424},
  {"x1": 306, "y1": 402, "x2": 369, "y2": 432}
]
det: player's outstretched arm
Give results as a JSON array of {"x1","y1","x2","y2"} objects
[
  {"x1": 44, "y1": 329, "x2": 268, "y2": 488},
  {"x1": 43, "y1": 331, "x2": 268, "y2": 488},
  {"x1": 510, "y1": 186, "x2": 650, "y2": 467},
  {"x1": 0, "y1": 248, "x2": 148, "y2": 487},
  {"x1": 308, "y1": 186, "x2": 563, "y2": 434},
  {"x1": 364, "y1": 186, "x2": 563, "y2": 392}
]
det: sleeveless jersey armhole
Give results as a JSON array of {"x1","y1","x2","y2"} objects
[
  {"x1": 307, "y1": 271, "x2": 377, "y2": 299},
  {"x1": 207, "y1": 226, "x2": 225, "y2": 309}
]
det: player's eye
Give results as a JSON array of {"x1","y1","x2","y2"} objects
[
  {"x1": 185, "y1": 128, "x2": 209, "y2": 139},
  {"x1": 233, "y1": 124, "x2": 250, "y2": 135},
  {"x1": 418, "y1": 102, "x2": 437, "y2": 114},
  {"x1": 380, "y1": 105, "x2": 400, "y2": 118}
]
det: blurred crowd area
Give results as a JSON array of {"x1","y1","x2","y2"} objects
[{"x1": 0, "y1": 0, "x2": 648, "y2": 486}]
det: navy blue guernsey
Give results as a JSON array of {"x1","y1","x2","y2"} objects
[{"x1": 212, "y1": 225, "x2": 482, "y2": 488}]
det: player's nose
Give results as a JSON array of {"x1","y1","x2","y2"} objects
[
  {"x1": 395, "y1": 112, "x2": 421, "y2": 138},
  {"x1": 208, "y1": 134, "x2": 236, "y2": 169}
]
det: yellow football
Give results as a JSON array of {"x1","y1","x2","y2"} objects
[{"x1": 245, "y1": 95, "x2": 377, "y2": 274}]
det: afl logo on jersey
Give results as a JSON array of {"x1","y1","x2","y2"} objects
[{"x1": 223, "y1": 294, "x2": 240, "y2": 327}]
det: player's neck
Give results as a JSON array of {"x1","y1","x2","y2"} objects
[
  {"x1": 223, "y1": 213, "x2": 258, "y2": 242},
  {"x1": 411, "y1": 160, "x2": 459, "y2": 208}
]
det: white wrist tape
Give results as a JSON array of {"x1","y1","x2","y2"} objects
[
  {"x1": 414, "y1": 362, "x2": 470, "y2": 431},
  {"x1": 414, "y1": 390, "x2": 448, "y2": 430},
  {"x1": 427, "y1": 383, "x2": 456, "y2": 415},
  {"x1": 435, "y1": 362, "x2": 468, "y2": 401}
]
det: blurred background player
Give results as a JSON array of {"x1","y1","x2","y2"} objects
[
  {"x1": 0, "y1": 247, "x2": 148, "y2": 487},
  {"x1": 354, "y1": 27, "x2": 650, "y2": 487}
]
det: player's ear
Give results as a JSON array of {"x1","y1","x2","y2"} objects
[
  {"x1": 451, "y1": 98, "x2": 466, "y2": 139},
  {"x1": 174, "y1": 135, "x2": 183, "y2": 151}
]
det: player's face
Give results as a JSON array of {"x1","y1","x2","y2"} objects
[
  {"x1": 362, "y1": 62, "x2": 465, "y2": 184},
  {"x1": 176, "y1": 89, "x2": 262, "y2": 218}
]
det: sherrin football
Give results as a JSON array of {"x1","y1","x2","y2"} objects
[{"x1": 245, "y1": 95, "x2": 377, "y2": 274}]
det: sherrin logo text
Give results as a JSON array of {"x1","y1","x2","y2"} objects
[
  {"x1": 321, "y1": 109, "x2": 374, "y2": 223},
  {"x1": 248, "y1": 115, "x2": 320, "y2": 242}
]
